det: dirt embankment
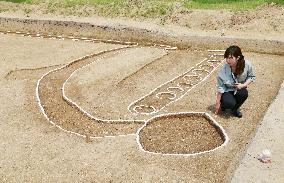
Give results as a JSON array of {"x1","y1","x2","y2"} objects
[
  {"x1": 0, "y1": 1, "x2": 283, "y2": 34},
  {"x1": 0, "y1": 1, "x2": 283, "y2": 44}
]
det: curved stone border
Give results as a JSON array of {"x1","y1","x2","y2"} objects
[
  {"x1": 36, "y1": 46, "x2": 143, "y2": 139},
  {"x1": 62, "y1": 46, "x2": 146, "y2": 123},
  {"x1": 136, "y1": 112, "x2": 229, "y2": 157}
]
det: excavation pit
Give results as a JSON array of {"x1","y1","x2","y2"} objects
[{"x1": 138, "y1": 113, "x2": 227, "y2": 155}]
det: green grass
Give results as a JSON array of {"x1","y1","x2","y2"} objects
[
  {"x1": 43, "y1": 0, "x2": 180, "y2": 18},
  {"x1": 185, "y1": 0, "x2": 284, "y2": 10},
  {"x1": 1, "y1": 0, "x2": 284, "y2": 17}
]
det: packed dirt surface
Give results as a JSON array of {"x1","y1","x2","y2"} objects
[{"x1": 0, "y1": 1, "x2": 284, "y2": 183}]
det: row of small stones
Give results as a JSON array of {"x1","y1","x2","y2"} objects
[
  {"x1": 128, "y1": 54, "x2": 224, "y2": 115},
  {"x1": 0, "y1": 30, "x2": 178, "y2": 50}
]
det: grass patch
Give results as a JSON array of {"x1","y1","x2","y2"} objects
[
  {"x1": 86, "y1": 0, "x2": 177, "y2": 18},
  {"x1": 47, "y1": 0, "x2": 179, "y2": 18},
  {"x1": 1, "y1": 0, "x2": 283, "y2": 17},
  {"x1": 1, "y1": 0, "x2": 179, "y2": 17},
  {"x1": 0, "y1": 8, "x2": 9, "y2": 13},
  {"x1": 185, "y1": 0, "x2": 284, "y2": 10}
]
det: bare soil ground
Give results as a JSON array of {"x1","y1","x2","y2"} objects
[
  {"x1": 1, "y1": 32, "x2": 283, "y2": 182},
  {"x1": 0, "y1": 2, "x2": 284, "y2": 183}
]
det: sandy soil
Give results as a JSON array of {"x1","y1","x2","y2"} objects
[
  {"x1": 1, "y1": 31, "x2": 283, "y2": 182},
  {"x1": 0, "y1": 2, "x2": 284, "y2": 183}
]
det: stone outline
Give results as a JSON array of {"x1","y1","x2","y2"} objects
[
  {"x1": 36, "y1": 46, "x2": 140, "y2": 139},
  {"x1": 128, "y1": 55, "x2": 224, "y2": 115},
  {"x1": 136, "y1": 112, "x2": 229, "y2": 157},
  {"x1": 59, "y1": 47, "x2": 229, "y2": 156},
  {"x1": 37, "y1": 48, "x2": 229, "y2": 154},
  {"x1": 62, "y1": 46, "x2": 159, "y2": 123},
  {"x1": 2, "y1": 28, "x2": 230, "y2": 155}
]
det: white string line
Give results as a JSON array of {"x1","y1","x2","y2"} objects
[
  {"x1": 136, "y1": 112, "x2": 229, "y2": 157},
  {"x1": 127, "y1": 56, "x2": 225, "y2": 115},
  {"x1": 0, "y1": 30, "x2": 178, "y2": 50},
  {"x1": 36, "y1": 46, "x2": 138, "y2": 139}
]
